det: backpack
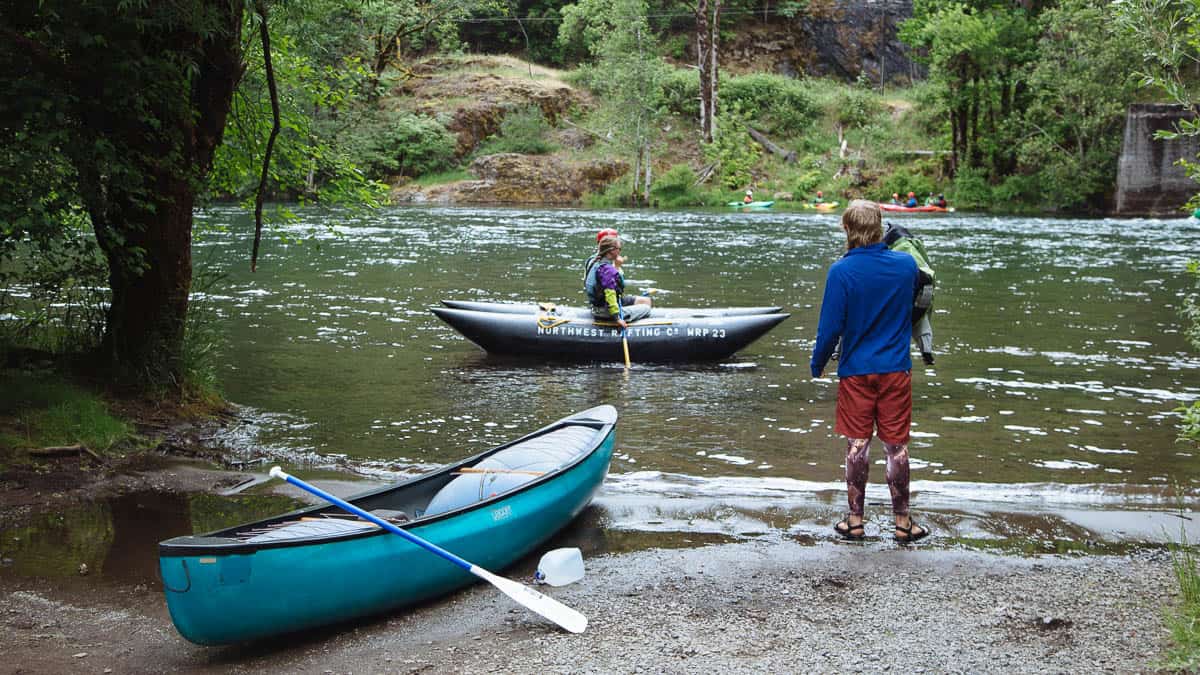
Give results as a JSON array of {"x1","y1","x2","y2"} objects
[{"x1": 884, "y1": 223, "x2": 934, "y2": 322}]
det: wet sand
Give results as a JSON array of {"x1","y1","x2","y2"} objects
[{"x1": 0, "y1": 537, "x2": 1173, "y2": 673}]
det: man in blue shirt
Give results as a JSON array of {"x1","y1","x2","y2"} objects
[{"x1": 811, "y1": 199, "x2": 930, "y2": 543}]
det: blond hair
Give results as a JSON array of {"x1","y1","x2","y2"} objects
[{"x1": 841, "y1": 199, "x2": 883, "y2": 251}]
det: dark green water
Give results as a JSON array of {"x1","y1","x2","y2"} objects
[
  {"x1": 185, "y1": 205, "x2": 1200, "y2": 545},
  {"x1": 3, "y1": 205, "x2": 1198, "y2": 584},
  {"x1": 196, "y1": 206, "x2": 1198, "y2": 481}
]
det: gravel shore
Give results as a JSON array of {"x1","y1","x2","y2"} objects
[{"x1": 1, "y1": 538, "x2": 1173, "y2": 673}]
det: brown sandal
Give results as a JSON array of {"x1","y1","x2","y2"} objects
[
  {"x1": 834, "y1": 517, "x2": 865, "y2": 540},
  {"x1": 894, "y1": 520, "x2": 930, "y2": 543}
]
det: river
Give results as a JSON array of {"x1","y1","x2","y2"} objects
[{"x1": 176, "y1": 205, "x2": 1198, "y2": 551}]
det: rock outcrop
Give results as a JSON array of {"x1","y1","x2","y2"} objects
[
  {"x1": 707, "y1": 0, "x2": 922, "y2": 84},
  {"x1": 397, "y1": 56, "x2": 589, "y2": 157},
  {"x1": 393, "y1": 153, "x2": 628, "y2": 205},
  {"x1": 1115, "y1": 103, "x2": 1200, "y2": 216}
]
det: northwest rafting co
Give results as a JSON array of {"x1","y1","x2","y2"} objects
[{"x1": 535, "y1": 325, "x2": 730, "y2": 339}]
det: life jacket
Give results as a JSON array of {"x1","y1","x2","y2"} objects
[
  {"x1": 884, "y1": 223, "x2": 935, "y2": 322},
  {"x1": 583, "y1": 257, "x2": 623, "y2": 307}
]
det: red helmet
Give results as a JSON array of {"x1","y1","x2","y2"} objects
[
  {"x1": 907, "y1": 192, "x2": 915, "y2": 197},
  {"x1": 596, "y1": 228, "x2": 618, "y2": 243},
  {"x1": 817, "y1": 191, "x2": 823, "y2": 197}
]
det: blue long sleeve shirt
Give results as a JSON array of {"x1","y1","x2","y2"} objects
[{"x1": 811, "y1": 242, "x2": 918, "y2": 378}]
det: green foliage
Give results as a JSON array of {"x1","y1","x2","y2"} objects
[
  {"x1": 1114, "y1": 0, "x2": 1200, "y2": 108},
  {"x1": 704, "y1": 105, "x2": 761, "y2": 189},
  {"x1": 1164, "y1": 528, "x2": 1200, "y2": 670},
  {"x1": 411, "y1": 169, "x2": 474, "y2": 186},
  {"x1": 832, "y1": 85, "x2": 885, "y2": 132},
  {"x1": 1017, "y1": 0, "x2": 1139, "y2": 211},
  {"x1": 0, "y1": 233, "x2": 108, "y2": 357},
  {"x1": 0, "y1": 372, "x2": 132, "y2": 453},
  {"x1": 211, "y1": 28, "x2": 388, "y2": 207},
  {"x1": 478, "y1": 106, "x2": 559, "y2": 155},
  {"x1": 648, "y1": 164, "x2": 723, "y2": 207},
  {"x1": 584, "y1": 173, "x2": 636, "y2": 208},
  {"x1": 951, "y1": 167, "x2": 993, "y2": 209},
  {"x1": 181, "y1": 266, "x2": 228, "y2": 404},
  {"x1": 578, "y1": 0, "x2": 669, "y2": 201},
  {"x1": 1178, "y1": 401, "x2": 1200, "y2": 445},
  {"x1": 881, "y1": 169, "x2": 939, "y2": 205},
  {"x1": 901, "y1": 0, "x2": 1141, "y2": 210},
  {"x1": 721, "y1": 73, "x2": 818, "y2": 136},
  {"x1": 991, "y1": 173, "x2": 1041, "y2": 207},
  {"x1": 661, "y1": 34, "x2": 691, "y2": 61},
  {"x1": 345, "y1": 111, "x2": 457, "y2": 178},
  {"x1": 661, "y1": 68, "x2": 701, "y2": 117}
]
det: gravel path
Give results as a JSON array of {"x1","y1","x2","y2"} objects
[{"x1": 0, "y1": 539, "x2": 1173, "y2": 673}]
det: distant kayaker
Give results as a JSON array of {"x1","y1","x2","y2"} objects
[
  {"x1": 811, "y1": 199, "x2": 930, "y2": 544},
  {"x1": 890, "y1": 193, "x2": 901, "y2": 205},
  {"x1": 812, "y1": 190, "x2": 826, "y2": 205},
  {"x1": 743, "y1": 189, "x2": 754, "y2": 204},
  {"x1": 586, "y1": 235, "x2": 651, "y2": 327},
  {"x1": 905, "y1": 191, "x2": 918, "y2": 208},
  {"x1": 934, "y1": 194, "x2": 947, "y2": 208}
]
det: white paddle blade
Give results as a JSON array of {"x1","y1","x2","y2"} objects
[{"x1": 470, "y1": 566, "x2": 588, "y2": 634}]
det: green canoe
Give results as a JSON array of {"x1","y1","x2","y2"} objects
[
  {"x1": 727, "y1": 200, "x2": 775, "y2": 208},
  {"x1": 159, "y1": 406, "x2": 616, "y2": 645}
]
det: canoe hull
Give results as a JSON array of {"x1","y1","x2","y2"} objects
[
  {"x1": 159, "y1": 406, "x2": 616, "y2": 645},
  {"x1": 727, "y1": 200, "x2": 774, "y2": 208},
  {"x1": 440, "y1": 300, "x2": 784, "y2": 317},
  {"x1": 431, "y1": 307, "x2": 789, "y2": 362}
]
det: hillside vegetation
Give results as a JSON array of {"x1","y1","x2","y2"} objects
[{"x1": 332, "y1": 0, "x2": 1156, "y2": 214}]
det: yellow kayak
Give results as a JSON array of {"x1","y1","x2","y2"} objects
[{"x1": 802, "y1": 201, "x2": 839, "y2": 211}]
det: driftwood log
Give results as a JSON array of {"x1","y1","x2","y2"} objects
[
  {"x1": 748, "y1": 127, "x2": 796, "y2": 163},
  {"x1": 29, "y1": 444, "x2": 106, "y2": 464}
]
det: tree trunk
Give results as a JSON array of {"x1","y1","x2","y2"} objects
[
  {"x1": 95, "y1": 181, "x2": 196, "y2": 387},
  {"x1": 709, "y1": 0, "x2": 721, "y2": 139},
  {"x1": 85, "y1": 1, "x2": 243, "y2": 389},
  {"x1": 643, "y1": 145, "x2": 652, "y2": 204},
  {"x1": 697, "y1": 0, "x2": 712, "y2": 143}
]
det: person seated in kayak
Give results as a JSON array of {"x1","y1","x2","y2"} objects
[
  {"x1": 743, "y1": 189, "x2": 754, "y2": 204},
  {"x1": 812, "y1": 191, "x2": 826, "y2": 205},
  {"x1": 934, "y1": 194, "x2": 947, "y2": 208},
  {"x1": 890, "y1": 193, "x2": 901, "y2": 205},
  {"x1": 905, "y1": 191, "x2": 918, "y2": 208},
  {"x1": 885, "y1": 222, "x2": 936, "y2": 365},
  {"x1": 924, "y1": 192, "x2": 935, "y2": 206},
  {"x1": 587, "y1": 235, "x2": 651, "y2": 326}
]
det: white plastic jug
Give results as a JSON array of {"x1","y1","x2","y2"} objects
[{"x1": 534, "y1": 547, "x2": 585, "y2": 586}]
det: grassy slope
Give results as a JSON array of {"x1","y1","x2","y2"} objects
[
  {"x1": 0, "y1": 371, "x2": 135, "y2": 469},
  {"x1": 400, "y1": 56, "x2": 948, "y2": 208}
]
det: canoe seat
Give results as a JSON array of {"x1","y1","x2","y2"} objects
[
  {"x1": 372, "y1": 509, "x2": 410, "y2": 522},
  {"x1": 241, "y1": 509, "x2": 409, "y2": 543},
  {"x1": 424, "y1": 425, "x2": 598, "y2": 516}
]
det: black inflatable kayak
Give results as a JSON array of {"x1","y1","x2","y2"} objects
[
  {"x1": 431, "y1": 306, "x2": 789, "y2": 362},
  {"x1": 440, "y1": 299, "x2": 784, "y2": 318}
]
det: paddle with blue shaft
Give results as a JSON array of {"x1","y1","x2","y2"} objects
[{"x1": 268, "y1": 466, "x2": 588, "y2": 633}]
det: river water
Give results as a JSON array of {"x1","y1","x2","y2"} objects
[
  {"x1": 181, "y1": 205, "x2": 1200, "y2": 550},
  {"x1": 7, "y1": 205, "x2": 1199, "y2": 584}
]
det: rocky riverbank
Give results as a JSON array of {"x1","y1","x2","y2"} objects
[{"x1": 0, "y1": 535, "x2": 1172, "y2": 672}]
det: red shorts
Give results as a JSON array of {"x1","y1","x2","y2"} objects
[{"x1": 835, "y1": 371, "x2": 912, "y2": 443}]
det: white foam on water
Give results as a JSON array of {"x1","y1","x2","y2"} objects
[
  {"x1": 604, "y1": 471, "x2": 1195, "y2": 507},
  {"x1": 1029, "y1": 459, "x2": 1101, "y2": 470}
]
